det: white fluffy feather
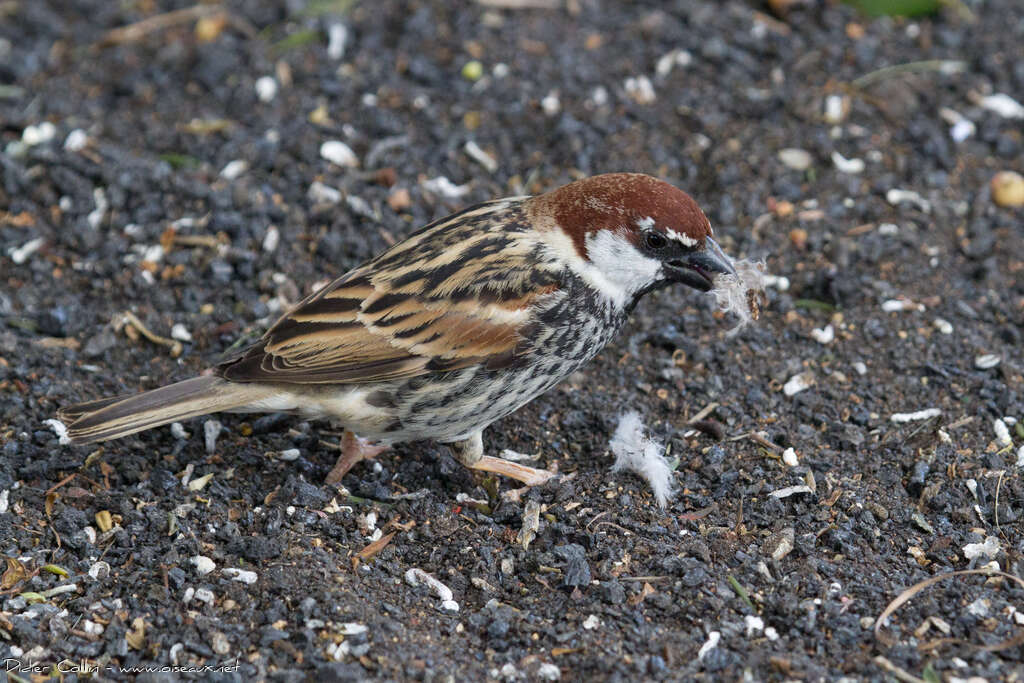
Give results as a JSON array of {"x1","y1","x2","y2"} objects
[
  {"x1": 609, "y1": 411, "x2": 674, "y2": 507},
  {"x1": 710, "y1": 258, "x2": 766, "y2": 335}
]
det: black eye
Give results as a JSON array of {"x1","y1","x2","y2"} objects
[{"x1": 644, "y1": 231, "x2": 667, "y2": 250}]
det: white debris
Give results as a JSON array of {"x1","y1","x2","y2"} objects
[
  {"x1": 770, "y1": 485, "x2": 813, "y2": 499},
  {"x1": 967, "y1": 598, "x2": 990, "y2": 617},
  {"x1": 831, "y1": 151, "x2": 865, "y2": 174},
  {"x1": 541, "y1": 90, "x2": 561, "y2": 116},
  {"x1": 421, "y1": 176, "x2": 471, "y2": 198},
  {"x1": 624, "y1": 75, "x2": 656, "y2": 104},
  {"x1": 950, "y1": 119, "x2": 975, "y2": 143},
  {"x1": 308, "y1": 181, "x2": 342, "y2": 204},
  {"x1": 877, "y1": 222, "x2": 899, "y2": 235},
  {"x1": 1017, "y1": 445, "x2": 1024, "y2": 468},
  {"x1": 64, "y1": 129, "x2": 89, "y2": 152},
  {"x1": 194, "y1": 588, "x2": 215, "y2": 605},
  {"x1": 82, "y1": 619, "x2": 104, "y2": 636},
  {"x1": 0, "y1": 489, "x2": 8, "y2": 514},
  {"x1": 338, "y1": 623, "x2": 367, "y2": 636},
  {"x1": 492, "y1": 63, "x2": 509, "y2": 79},
  {"x1": 763, "y1": 274, "x2": 790, "y2": 291},
  {"x1": 499, "y1": 449, "x2": 539, "y2": 462},
  {"x1": 975, "y1": 354, "x2": 1001, "y2": 370},
  {"x1": 326, "y1": 23, "x2": 349, "y2": 60},
  {"x1": 44, "y1": 419, "x2": 72, "y2": 445},
  {"x1": 698, "y1": 631, "x2": 721, "y2": 660},
  {"x1": 170, "y1": 423, "x2": 189, "y2": 440},
  {"x1": 980, "y1": 93, "x2": 1024, "y2": 119},
  {"x1": 405, "y1": 568, "x2": 458, "y2": 612},
  {"x1": 882, "y1": 299, "x2": 924, "y2": 312},
  {"x1": 219, "y1": 159, "x2": 248, "y2": 180},
  {"x1": 22, "y1": 121, "x2": 57, "y2": 146},
  {"x1": 710, "y1": 259, "x2": 766, "y2": 335},
  {"x1": 537, "y1": 662, "x2": 561, "y2": 681},
  {"x1": 588, "y1": 86, "x2": 609, "y2": 107},
  {"x1": 886, "y1": 189, "x2": 930, "y2": 213},
  {"x1": 255, "y1": 76, "x2": 278, "y2": 102},
  {"x1": 890, "y1": 409, "x2": 942, "y2": 423},
  {"x1": 320, "y1": 140, "x2": 358, "y2": 168},
  {"x1": 609, "y1": 411, "x2": 674, "y2": 507},
  {"x1": 782, "y1": 448, "x2": 799, "y2": 467},
  {"x1": 656, "y1": 48, "x2": 692, "y2": 77},
  {"x1": 582, "y1": 614, "x2": 601, "y2": 630},
  {"x1": 783, "y1": 372, "x2": 814, "y2": 397},
  {"x1": 744, "y1": 615, "x2": 765, "y2": 636},
  {"x1": 88, "y1": 561, "x2": 111, "y2": 580},
  {"x1": 87, "y1": 187, "x2": 108, "y2": 230},
  {"x1": 765, "y1": 626, "x2": 779, "y2": 641},
  {"x1": 170, "y1": 323, "x2": 192, "y2": 342},
  {"x1": 853, "y1": 362, "x2": 867, "y2": 375},
  {"x1": 464, "y1": 140, "x2": 498, "y2": 173},
  {"x1": 262, "y1": 225, "x2": 280, "y2": 253},
  {"x1": 276, "y1": 448, "x2": 301, "y2": 461},
  {"x1": 8, "y1": 236, "x2": 45, "y2": 264},
  {"x1": 223, "y1": 568, "x2": 258, "y2": 584},
  {"x1": 933, "y1": 318, "x2": 953, "y2": 335},
  {"x1": 204, "y1": 419, "x2": 222, "y2": 454},
  {"x1": 346, "y1": 195, "x2": 374, "y2": 219},
  {"x1": 994, "y1": 419, "x2": 1012, "y2": 448},
  {"x1": 811, "y1": 325, "x2": 834, "y2": 345},
  {"x1": 191, "y1": 555, "x2": 216, "y2": 575},
  {"x1": 778, "y1": 148, "x2": 813, "y2": 171}
]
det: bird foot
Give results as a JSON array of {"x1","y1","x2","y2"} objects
[{"x1": 324, "y1": 431, "x2": 389, "y2": 484}]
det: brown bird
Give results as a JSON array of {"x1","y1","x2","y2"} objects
[{"x1": 59, "y1": 173, "x2": 736, "y2": 486}]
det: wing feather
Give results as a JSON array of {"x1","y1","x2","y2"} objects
[{"x1": 217, "y1": 199, "x2": 561, "y2": 385}]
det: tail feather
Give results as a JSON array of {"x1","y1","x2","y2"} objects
[{"x1": 62, "y1": 376, "x2": 270, "y2": 444}]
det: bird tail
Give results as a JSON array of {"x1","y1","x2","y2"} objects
[{"x1": 58, "y1": 376, "x2": 274, "y2": 444}]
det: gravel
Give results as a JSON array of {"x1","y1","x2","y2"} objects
[{"x1": 1, "y1": 0, "x2": 1023, "y2": 680}]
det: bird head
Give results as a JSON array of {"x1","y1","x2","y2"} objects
[{"x1": 530, "y1": 173, "x2": 736, "y2": 305}]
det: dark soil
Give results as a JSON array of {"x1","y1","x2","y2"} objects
[{"x1": 2, "y1": 0, "x2": 1023, "y2": 680}]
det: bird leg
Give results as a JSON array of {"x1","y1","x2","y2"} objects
[
  {"x1": 448, "y1": 431, "x2": 556, "y2": 487},
  {"x1": 325, "y1": 430, "x2": 389, "y2": 484}
]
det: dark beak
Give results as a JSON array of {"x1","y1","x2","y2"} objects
[{"x1": 664, "y1": 237, "x2": 737, "y2": 292}]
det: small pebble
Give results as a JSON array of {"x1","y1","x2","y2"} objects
[
  {"x1": 0, "y1": 489, "x2": 8, "y2": 514},
  {"x1": 852, "y1": 362, "x2": 867, "y2": 375},
  {"x1": 461, "y1": 60, "x2": 483, "y2": 81},
  {"x1": 326, "y1": 23, "x2": 348, "y2": 60},
  {"x1": 8, "y1": 236, "x2": 45, "y2": 265},
  {"x1": 263, "y1": 226, "x2": 280, "y2": 253},
  {"x1": 975, "y1": 354, "x2": 1001, "y2": 369},
  {"x1": 831, "y1": 151, "x2": 864, "y2": 174},
  {"x1": 194, "y1": 588, "x2": 215, "y2": 605},
  {"x1": 655, "y1": 48, "x2": 692, "y2": 77},
  {"x1": 1016, "y1": 446, "x2": 1024, "y2": 468},
  {"x1": 624, "y1": 75, "x2": 656, "y2": 104},
  {"x1": 421, "y1": 176, "x2": 470, "y2": 198},
  {"x1": 541, "y1": 90, "x2": 561, "y2": 116},
  {"x1": 308, "y1": 181, "x2": 342, "y2": 204},
  {"x1": 769, "y1": 485, "x2": 813, "y2": 499},
  {"x1": 64, "y1": 129, "x2": 88, "y2": 151},
  {"x1": 979, "y1": 93, "x2": 1024, "y2": 119},
  {"x1": 963, "y1": 536, "x2": 1001, "y2": 561},
  {"x1": 537, "y1": 663, "x2": 561, "y2": 681},
  {"x1": 219, "y1": 159, "x2": 248, "y2": 180},
  {"x1": 933, "y1": 318, "x2": 953, "y2": 335},
  {"x1": 191, "y1": 555, "x2": 216, "y2": 575},
  {"x1": 823, "y1": 94, "x2": 847, "y2": 123},
  {"x1": 949, "y1": 118, "x2": 975, "y2": 143},
  {"x1": 223, "y1": 568, "x2": 258, "y2": 584},
  {"x1": 320, "y1": 140, "x2": 359, "y2": 168},
  {"x1": 810, "y1": 325, "x2": 834, "y2": 344},
  {"x1": 744, "y1": 615, "x2": 764, "y2": 636},
  {"x1": 204, "y1": 420, "x2": 222, "y2": 453},
  {"x1": 993, "y1": 419, "x2": 1012, "y2": 447},
  {"x1": 170, "y1": 323, "x2": 192, "y2": 342},
  {"x1": 255, "y1": 76, "x2": 278, "y2": 102},
  {"x1": 22, "y1": 121, "x2": 57, "y2": 145},
  {"x1": 276, "y1": 448, "x2": 300, "y2": 461},
  {"x1": 170, "y1": 423, "x2": 189, "y2": 440},
  {"x1": 88, "y1": 561, "x2": 110, "y2": 580},
  {"x1": 990, "y1": 171, "x2": 1024, "y2": 208},
  {"x1": 582, "y1": 614, "x2": 601, "y2": 630},
  {"x1": 882, "y1": 299, "x2": 923, "y2": 312},
  {"x1": 783, "y1": 372, "x2": 814, "y2": 396},
  {"x1": 697, "y1": 631, "x2": 721, "y2": 660},
  {"x1": 778, "y1": 148, "x2": 812, "y2": 171},
  {"x1": 763, "y1": 274, "x2": 790, "y2": 291},
  {"x1": 464, "y1": 140, "x2": 498, "y2": 173},
  {"x1": 782, "y1": 448, "x2": 799, "y2": 467},
  {"x1": 886, "y1": 189, "x2": 930, "y2": 213}
]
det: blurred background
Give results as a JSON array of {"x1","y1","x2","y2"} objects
[{"x1": 1, "y1": 1, "x2": 1023, "y2": 680}]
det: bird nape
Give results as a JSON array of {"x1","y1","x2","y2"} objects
[{"x1": 59, "y1": 173, "x2": 743, "y2": 490}]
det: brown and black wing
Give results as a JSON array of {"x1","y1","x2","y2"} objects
[{"x1": 218, "y1": 199, "x2": 560, "y2": 385}]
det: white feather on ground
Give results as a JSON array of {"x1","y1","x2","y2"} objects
[
  {"x1": 609, "y1": 412, "x2": 674, "y2": 507},
  {"x1": 711, "y1": 259, "x2": 766, "y2": 335}
]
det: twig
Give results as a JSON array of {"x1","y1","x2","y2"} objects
[
  {"x1": 852, "y1": 59, "x2": 966, "y2": 89},
  {"x1": 686, "y1": 402, "x2": 719, "y2": 425},
  {"x1": 119, "y1": 312, "x2": 183, "y2": 357},
  {"x1": 745, "y1": 431, "x2": 783, "y2": 453},
  {"x1": 99, "y1": 5, "x2": 222, "y2": 46},
  {"x1": 872, "y1": 657, "x2": 925, "y2": 683}
]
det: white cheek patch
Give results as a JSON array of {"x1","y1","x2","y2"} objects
[{"x1": 584, "y1": 229, "x2": 663, "y2": 301}]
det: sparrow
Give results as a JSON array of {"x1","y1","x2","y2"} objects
[{"x1": 59, "y1": 173, "x2": 736, "y2": 486}]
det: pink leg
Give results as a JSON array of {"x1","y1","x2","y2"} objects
[{"x1": 325, "y1": 431, "x2": 389, "y2": 484}]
